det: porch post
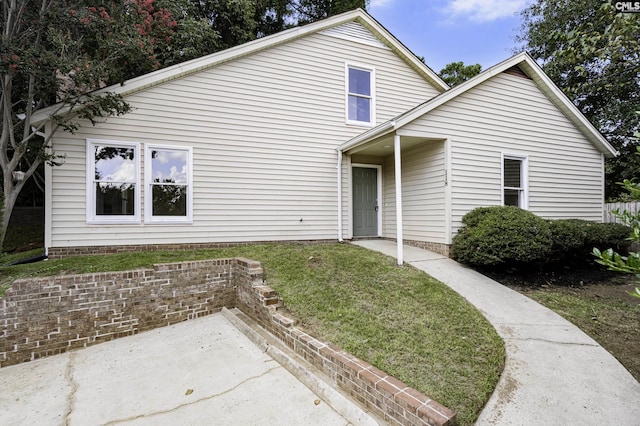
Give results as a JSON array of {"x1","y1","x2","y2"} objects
[
  {"x1": 394, "y1": 134, "x2": 403, "y2": 265},
  {"x1": 337, "y1": 150, "x2": 343, "y2": 242}
]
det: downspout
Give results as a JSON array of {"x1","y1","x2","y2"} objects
[
  {"x1": 337, "y1": 149, "x2": 344, "y2": 242},
  {"x1": 44, "y1": 121, "x2": 52, "y2": 257}
]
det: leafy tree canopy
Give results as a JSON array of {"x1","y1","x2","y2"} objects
[
  {"x1": 517, "y1": 0, "x2": 640, "y2": 200},
  {"x1": 1, "y1": 0, "x2": 179, "y2": 248},
  {"x1": 438, "y1": 61, "x2": 481, "y2": 87},
  {"x1": 294, "y1": 0, "x2": 367, "y2": 23},
  {"x1": 0, "y1": 0, "x2": 368, "y2": 249}
]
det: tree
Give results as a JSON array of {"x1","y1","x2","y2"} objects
[
  {"x1": 517, "y1": 0, "x2": 640, "y2": 199},
  {"x1": 294, "y1": 0, "x2": 368, "y2": 23},
  {"x1": 155, "y1": 0, "x2": 365, "y2": 66},
  {"x1": 438, "y1": 62, "x2": 481, "y2": 87},
  {"x1": 1, "y1": 0, "x2": 366, "y2": 250},
  {"x1": 0, "y1": 0, "x2": 177, "y2": 249},
  {"x1": 255, "y1": 0, "x2": 294, "y2": 37}
]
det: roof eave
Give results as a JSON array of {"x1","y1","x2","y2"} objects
[
  {"x1": 32, "y1": 9, "x2": 450, "y2": 126},
  {"x1": 355, "y1": 52, "x2": 617, "y2": 158},
  {"x1": 516, "y1": 57, "x2": 618, "y2": 158},
  {"x1": 338, "y1": 120, "x2": 396, "y2": 152},
  {"x1": 32, "y1": 9, "x2": 373, "y2": 124}
]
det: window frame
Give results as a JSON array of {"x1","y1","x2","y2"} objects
[
  {"x1": 86, "y1": 139, "x2": 141, "y2": 225},
  {"x1": 345, "y1": 63, "x2": 376, "y2": 126},
  {"x1": 501, "y1": 153, "x2": 529, "y2": 209},
  {"x1": 144, "y1": 144, "x2": 193, "y2": 224}
]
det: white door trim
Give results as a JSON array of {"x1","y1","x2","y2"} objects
[{"x1": 351, "y1": 163, "x2": 382, "y2": 237}]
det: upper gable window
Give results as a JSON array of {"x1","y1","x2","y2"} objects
[
  {"x1": 144, "y1": 144, "x2": 193, "y2": 224},
  {"x1": 87, "y1": 139, "x2": 141, "y2": 224},
  {"x1": 346, "y1": 64, "x2": 375, "y2": 126}
]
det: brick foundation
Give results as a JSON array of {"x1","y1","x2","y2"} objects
[
  {"x1": 1, "y1": 257, "x2": 456, "y2": 426},
  {"x1": 402, "y1": 240, "x2": 451, "y2": 258},
  {"x1": 47, "y1": 239, "x2": 335, "y2": 259},
  {"x1": 349, "y1": 238, "x2": 452, "y2": 258}
]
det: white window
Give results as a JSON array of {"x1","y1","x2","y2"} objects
[
  {"x1": 144, "y1": 144, "x2": 193, "y2": 224},
  {"x1": 502, "y1": 153, "x2": 528, "y2": 209},
  {"x1": 87, "y1": 140, "x2": 141, "y2": 224},
  {"x1": 346, "y1": 64, "x2": 375, "y2": 125}
]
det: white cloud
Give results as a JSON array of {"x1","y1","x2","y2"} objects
[
  {"x1": 154, "y1": 150, "x2": 185, "y2": 164},
  {"x1": 106, "y1": 160, "x2": 135, "y2": 182},
  {"x1": 168, "y1": 165, "x2": 188, "y2": 185},
  {"x1": 444, "y1": 0, "x2": 527, "y2": 23},
  {"x1": 154, "y1": 165, "x2": 187, "y2": 184}
]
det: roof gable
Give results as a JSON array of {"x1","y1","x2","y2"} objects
[
  {"x1": 33, "y1": 9, "x2": 447, "y2": 124},
  {"x1": 341, "y1": 52, "x2": 617, "y2": 158}
]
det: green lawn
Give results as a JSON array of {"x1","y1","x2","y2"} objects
[{"x1": 0, "y1": 243, "x2": 504, "y2": 425}]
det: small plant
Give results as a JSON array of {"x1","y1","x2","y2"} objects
[
  {"x1": 593, "y1": 146, "x2": 640, "y2": 297},
  {"x1": 452, "y1": 206, "x2": 552, "y2": 267}
]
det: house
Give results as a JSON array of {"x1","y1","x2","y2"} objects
[{"x1": 35, "y1": 9, "x2": 617, "y2": 264}]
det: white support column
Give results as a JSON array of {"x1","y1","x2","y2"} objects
[
  {"x1": 44, "y1": 121, "x2": 53, "y2": 256},
  {"x1": 394, "y1": 134, "x2": 403, "y2": 265},
  {"x1": 337, "y1": 150, "x2": 343, "y2": 242}
]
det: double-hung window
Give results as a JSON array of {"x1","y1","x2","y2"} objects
[
  {"x1": 346, "y1": 64, "x2": 375, "y2": 125},
  {"x1": 87, "y1": 139, "x2": 141, "y2": 224},
  {"x1": 144, "y1": 144, "x2": 193, "y2": 224},
  {"x1": 502, "y1": 154, "x2": 528, "y2": 209}
]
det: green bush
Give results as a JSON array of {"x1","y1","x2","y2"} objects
[
  {"x1": 452, "y1": 206, "x2": 553, "y2": 267},
  {"x1": 584, "y1": 222, "x2": 632, "y2": 253},
  {"x1": 547, "y1": 219, "x2": 630, "y2": 264},
  {"x1": 548, "y1": 219, "x2": 589, "y2": 259}
]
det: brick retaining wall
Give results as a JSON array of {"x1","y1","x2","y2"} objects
[
  {"x1": 1, "y1": 259, "x2": 236, "y2": 366},
  {"x1": 1, "y1": 257, "x2": 456, "y2": 426},
  {"x1": 235, "y1": 257, "x2": 456, "y2": 426}
]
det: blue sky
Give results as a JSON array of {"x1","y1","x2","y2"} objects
[{"x1": 368, "y1": 0, "x2": 531, "y2": 73}]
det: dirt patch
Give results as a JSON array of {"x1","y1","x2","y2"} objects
[{"x1": 481, "y1": 265, "x2": 640, "y2": 381}]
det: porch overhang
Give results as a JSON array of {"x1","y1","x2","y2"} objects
[{"x1": 337, "y1": 125, "x2": 419, "y2": 266}]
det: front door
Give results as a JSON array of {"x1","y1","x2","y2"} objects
[{"x1": 353, "y1": 167, "x2": 378, "y2": 237}]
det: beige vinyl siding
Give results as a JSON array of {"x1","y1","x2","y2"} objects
[
  {"x1": 49, "y1": 29, "x2": 439, "y2": 249},
  {"x1": 401, "y1": 72, "x2": 604, "y2": 238},
  {"x1": 382, "y1": 141, "x2": 447, "y2": 243}
]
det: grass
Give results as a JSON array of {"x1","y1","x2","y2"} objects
[
  {"x1": 0, "y1": 243, "x2": 504, "y2": 426},
  {"x1": 1, "y1": 223, "x2": 44, "y2": 253}
]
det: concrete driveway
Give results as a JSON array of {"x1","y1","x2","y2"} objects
[{"x1": 0, "y1": 311, "x2": 375, "y2": 425}]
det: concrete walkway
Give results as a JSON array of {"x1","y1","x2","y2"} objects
[
  {"x1": 0, "y1": 310, "x2": 376, "y2": 426},
  {"x1": 353, "y1": 240, "x2": 640, "y2": 426}
]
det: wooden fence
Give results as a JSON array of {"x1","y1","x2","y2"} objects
[{"x1": 604, "y1": 202, "x2": 640, "y2": 224}]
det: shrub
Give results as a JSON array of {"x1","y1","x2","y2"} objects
[
  {"x1": 547, "y1": 219, "x2": 631, "y2": 264},
  {"x1": 548, "y1": 219, "x2": 588, "y2": 256},
  {"x1": 452, "y1": 206, "x2": 552, "y2": 267},
  {"x1": 585, "y1": 222, "x2": 632, "y2": 254},
  {"x1": 548, "y1": 219, "x2": 590, "y2": 262}
]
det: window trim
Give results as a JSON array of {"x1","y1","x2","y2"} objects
[
  {"x1": 345, "y1": 62, "x2": 376, "y2": 126},
  {"x1": 86, "y1": 139, "x2": 141, "y2": 224},
  {"x1": 144, "y1": 144, "x2": 193, "y2": 224},
  {"x1": 501, "y1": 153, "x2": 529, "y2": 209}
]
